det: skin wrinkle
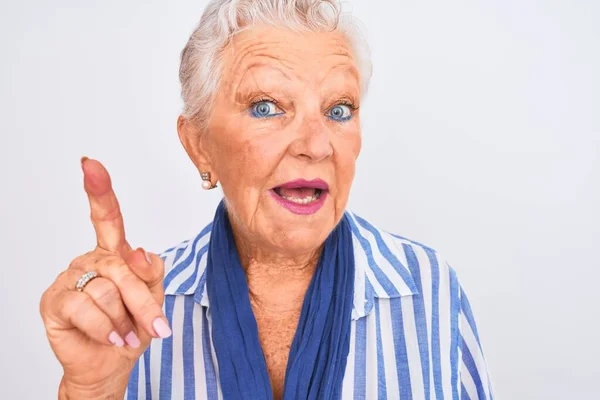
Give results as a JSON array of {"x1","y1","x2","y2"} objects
[
  {"x1": 235, "y1": 65, "x2": 360, "y2": 118},
  {"x1": 177, "y1": 24, "x2": 362, "y2": 400},
  {"x1": 227, "y1": 30, "x2": 358, "y2": 94}
]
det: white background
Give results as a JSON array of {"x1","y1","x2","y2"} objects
[{"x1": 1, "y1": 0, "x2": 599, "y2": 398}]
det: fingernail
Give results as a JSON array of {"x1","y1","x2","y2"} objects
[
  {"x1": 144, "y1": 251, "x2": 152, "y2": 265},
  {"x1": 80, "y1": 156, "x2": 89, "y2": 168},
  {"x1": 109, "y1": 331, "x2": 125, "y2": 347},
  {"x1": 152, "y1": 318, "x2": 172, "y2": 339},
  {"x1": 125, "y1": 331, "x2": 141, "y2": 349}
]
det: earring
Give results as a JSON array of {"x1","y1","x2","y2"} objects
[{"x1": 201, "y1": 171, "x2": 216, "y2": 190}]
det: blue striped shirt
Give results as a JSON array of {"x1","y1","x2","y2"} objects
[{"x1": 125, "y1": 211, "x2": 493, "y2": 399}]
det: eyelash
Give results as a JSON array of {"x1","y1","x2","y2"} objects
[
  {"x1": 250, "y1": 96, "x2": 281, "y2": 108},
  {"x1": 248, "y1": 98, "x2": 359, "y2": 115},
  {"x1": 333, "y1": 100, "x2": 359, "y2": 112}
]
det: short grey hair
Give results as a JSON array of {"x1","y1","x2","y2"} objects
[{"x1": 178, "y1": 0, "x2": 373, "y2": 129}]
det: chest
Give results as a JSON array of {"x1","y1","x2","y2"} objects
[
  {"x1": 254, "y1": 312, "x2": 301, "y2": 400},
  {"x1": 141, "y1": 298, "x2": 457, "y2": 399}
]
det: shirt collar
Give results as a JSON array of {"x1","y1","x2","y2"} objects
[{"x1": 162, "y1": 211, "x2": 419, "y2": 320}]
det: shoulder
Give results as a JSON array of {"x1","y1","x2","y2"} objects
[
  {"x1": 156, "y1": 212, "x2": 462, "y2": 298},
  {"x1": 345, "y1": 210, "x2": 460, "y2": 298},
  {"x1": 158, "y1": 221, "x2": 213, "y2": 296}
]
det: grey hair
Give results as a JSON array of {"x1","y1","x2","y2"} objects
[{"x1": 178, "y1": 0, "x2": 373, "y2": 130}]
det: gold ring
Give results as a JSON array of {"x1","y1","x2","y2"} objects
[{"x1": 75, "y1": 271, "x2": 98, "y2": 292}]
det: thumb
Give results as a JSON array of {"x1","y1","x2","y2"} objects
[{"x1": 124, "y1": 248, "x2": 165, "y2": 305}]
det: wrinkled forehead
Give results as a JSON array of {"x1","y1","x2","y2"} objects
[{"x1": 219, "y1": 25, "x2": 360, "y2": 93}]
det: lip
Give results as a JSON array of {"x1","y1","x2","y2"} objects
[
  {"x1": 270, "y1": 178, "x2": 329, "y2": 215},
  {"x1": 275, "y1": 178, "x2": 329, "y2": 191}
]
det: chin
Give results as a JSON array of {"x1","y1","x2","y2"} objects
[
  {"x1": 270, "y1": 230, "x2": 327, "y2": 256},
  {"x1": 266, "y1": 215, "x2": 336, "y2": 255},
  {"x1": 235, "y1": 193, "x2": 340, "y2": 255}
]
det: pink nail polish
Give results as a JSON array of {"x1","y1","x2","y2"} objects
[
  {"x1": 152, "y1": 318, "x2": 172, "y2": 338},
  {"x1": 109, "y1": 331, "x2": 125, "y2": 347},
  {"x1": 125, "y1": 331, "x2": 141, "y2": 349}
]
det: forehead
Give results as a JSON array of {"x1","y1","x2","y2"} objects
[{"x1": 221, "y1": 25, "x2": 359, "y2": 87}]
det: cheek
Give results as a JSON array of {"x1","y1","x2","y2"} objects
[
  {"x1": 217, "y1": 145, "x2": 263, "y2": 224},
  {"x1": 333, "y1": 129, "x2": 361, "y2": 201},
  {"x1": 337, "y1": 162, "x2": 355, "y2": 195},
  {"x1": 353, "y1": 130, "x2": 362, "y2": 158},
  {"x1": 216, "y1": 135, "x2": 281, "y2": 196}
]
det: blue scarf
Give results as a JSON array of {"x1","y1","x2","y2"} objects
[{"x1": 206, "y1": 200, "x2": 355, "y2": 399}]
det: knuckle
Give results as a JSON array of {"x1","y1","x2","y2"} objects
[
  {"x1": 95, "y1": 206, "x2": 123, "y2": 223},
  {"x1": 137, "y1": 296, "x2": 161, "y2": 319},
  {"x1": 93, "y1": 280, "x2": 121, "y2": 305},
  {"x1": 67, "y1": 293, "x2": 94, "y2": 316},
  {"x1": 67, "y1": 251, "x2": 109, "y2": 276},
  {"x1": 95, "y1": 316, "x2": 113, "y2": 335},
  {"x1": 114, "y1": 316, "x2": 133, "y2": 333},
  {"x1": 57, "y1": 269, "x2": 72, "y2": 283},
  {"x1": 40, "y1": 281, "x2": 64, "y2": 316},
  {"x1": 68, "y1": 255, "x2": 85, "y2": 269},
  {"x1": 145, "y1": 272, "x2": 164, "y2": 289},
  {"x1": 39, "y1": 290, "x2": 50, "y2": 318},
  {"x1": 68, "y1": 251, "x2": 94, "y2": 269},
  {"x1": 117, "y1": 269, "x2": 141, "y2": 288},
  {"x1": 40, "y1": 285, "x2": 54, "y2": 304},
  {"x1": 155, "y1": 256, "x2": 166, "y2": 274},
  {"x1": 76, "y1": 293, "x2": 95, "y2": 311}
]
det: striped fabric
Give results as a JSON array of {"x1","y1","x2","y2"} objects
[{"x1": 125, "y1": 211, "x2": 493, "y2": 399}]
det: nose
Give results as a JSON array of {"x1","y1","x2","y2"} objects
[{"x1": 289, "y1": 117, "x2": 333, "y2": 162}]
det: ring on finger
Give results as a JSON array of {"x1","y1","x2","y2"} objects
[{"x1": 75, "y1": 271, "x2": 99, "y2": 292}]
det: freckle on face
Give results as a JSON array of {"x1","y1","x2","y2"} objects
[{"x1": 205, "y1": 26, "x2": 362, "y2": 256}]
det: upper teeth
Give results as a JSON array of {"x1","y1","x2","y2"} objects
[{"x1": 281, "y1": 194, "x2": 318, "y2": 204}]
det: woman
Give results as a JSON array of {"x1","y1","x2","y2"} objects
[{"x1": 40, "y1": 0, "x2": 493, "y2": 399}]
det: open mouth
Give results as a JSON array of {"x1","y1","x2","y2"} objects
[
  {"x1": 269, "y1": 179, "x2": 329, "y2": 214},
  {"x1": 272, "y1": 187, "x2": 325, "y2": 204}
]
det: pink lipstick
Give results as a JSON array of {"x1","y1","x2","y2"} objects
[{"x1": 270, "y1": 179, "x2": 329, "y2": 215}]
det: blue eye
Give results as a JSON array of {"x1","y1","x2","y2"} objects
[
  {"x1": 327, "y1": 104, "x2": 353, "y2": 121},
  {"x1": 250, "y1": 100, "x2": 284, "y2": 118}
]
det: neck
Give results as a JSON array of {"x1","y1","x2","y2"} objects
[
  {"x1": 245, "y1": 254, "x2": 319, "y2": 313},
  {"x1": 232, "y1": 229, "x2": 322, "y2": 314}
]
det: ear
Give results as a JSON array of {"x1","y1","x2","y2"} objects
[{"x1": 177, "y1": 115, "x2": 218, "y2": 182}]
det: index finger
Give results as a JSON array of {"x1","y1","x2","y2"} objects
[{"x1": 81, "y1": 157, "x2": 130, "y2": 254}]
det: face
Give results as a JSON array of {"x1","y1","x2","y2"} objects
[{"x1": 180, "y1": 26, "x2": 362, "y2": 257}]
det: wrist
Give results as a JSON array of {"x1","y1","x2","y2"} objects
[{"x1": 59, "y1": 375, "x2": 127, "y2": 400}]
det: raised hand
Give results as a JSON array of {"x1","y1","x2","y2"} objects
[{"x1": 40, "y1": 158, "x2": 170, "y2": 399}]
